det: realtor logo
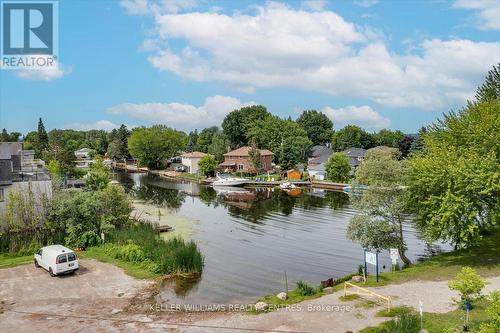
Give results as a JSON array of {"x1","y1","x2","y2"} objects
[{"x1": 1, "y1": 1, "x2": 58, "y2": 70}]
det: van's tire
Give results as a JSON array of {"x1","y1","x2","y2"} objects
[
  {"x1": 34, "y1": 259, "x2": 39, "y2": 268},
  {"x1": 49, "y1": 267, "x2": 55, "y2": 277}
]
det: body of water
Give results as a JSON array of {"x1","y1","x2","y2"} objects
[{"x1": 115, "y1": 172, "x2": 447, "y2": 305}]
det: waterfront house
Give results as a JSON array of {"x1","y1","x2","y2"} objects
[
  {"x1": 180, "y1": 151, "x2": 207, "y2": 174},
  {"x1": 307, "y1": 145, "x2": 332, "y2": 180},
  {"x1": 308, "y1": 162, "x2": 326, "y2": 180},
  {"x1": 342, "y1": 147, "x2": 367, "y2": 169},
  {"x1": 218, "y1": 146, "x2": 273, "y2": 173}
]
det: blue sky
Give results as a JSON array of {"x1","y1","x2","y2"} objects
[{"x1": 1, "y1": 0, "x2": 499, "y2": 135}]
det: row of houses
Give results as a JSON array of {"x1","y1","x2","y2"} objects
[{"x1": 179, "y1": 144, "x2": 367, "y2": 179}]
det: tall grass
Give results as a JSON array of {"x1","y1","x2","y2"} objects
[{"x1": 105, "y1": 222, "x2": 204, "y2": 275}]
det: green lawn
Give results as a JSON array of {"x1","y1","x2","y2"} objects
[
  {"x1": 78, "y1": 246, "x2": 162, "y2": 280},
  {"x1": 360, "y1": 298, "x2": 491, "y2": 333},
  {"x1": 0, "y1": 253, "x2": 33, "y2": 269},
  {"x1": 359, "y1": 227, "x2": 500, "y2": 287}
]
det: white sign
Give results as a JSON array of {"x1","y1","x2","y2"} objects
[
  {"x1": 365, "y1": 251, "x2": 377, "y2": 266},
  {"x1": 390, "y1": 248, "x2": 399, "y2": 265},
  {"x1": 419, "y1": 300, "x2": 423, "y2": 316}
]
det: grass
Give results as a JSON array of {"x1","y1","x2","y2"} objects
[
  {"x1": 339, "y1": 294, "x2": 360, "y2": 301},
  {"x1": 0, "y1": 253, "x2": 33, "y2": 269},
  {"x1": 79, "y1": 247, "x2": 161, "y2": 280},
  {"x1": 376, "y1": 306, "x2": 413, "y2": 318},
  {"x1": 359, "y1": 227, "x2": 500, "y2": 288},
  {"x1": 176, "y1": 173, "x2": 204, "y2": 182},
  {"x1": 361, "y1": 298, "x2": 491, "y2": 333}
]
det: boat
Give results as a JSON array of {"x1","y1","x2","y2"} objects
[
  {"x1": 279, "y1": 181, "x2": 297, "y2": 190},
  {"x1": 212, "y1": 173, "x2": 248, "y2": 187}
]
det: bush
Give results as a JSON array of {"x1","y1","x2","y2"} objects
[
  {"x1": 480, "y1": 291, "x2": 500, "y2": 333},
  {"x1": 296, "y1": 281, "x2": 321, "y2": 296},
  {"x1": 380, "y1": 312, "x2": 420, "y2": 333},
  {"x1": 448, "y1": 267, "x2": 486, "y2": 305}
]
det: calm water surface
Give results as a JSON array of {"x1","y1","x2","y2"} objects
[{"x1": 116, "y1": 172, "x2": 447, "y2": 305}]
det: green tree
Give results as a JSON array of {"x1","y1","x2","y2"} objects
[
  {"x1": 198, "y1": 154, "x2": 218, "y2": 176},
  {"x1": 448, "y1": 267, "x2": 486, "y2": 305},
  {"x1": 398, "y1": 135, "x2": 415, "y2": 158},
  {"x1": 325, "y1": 152, "x2": 350, "y2": 182},
  {"x1": 207, "y1": 131, "x2": 230, "y2": 162},
  {"x1": 196, "y1": 126, "x2": 218, "y2": 152},
  {"x1": 476, "y1": 62, "x2": 500, "y2": 102},
  {"x1": 374, "y1": 129, "x2": 405, "y2": 148},
  {"x1": 296, "y1": 110, "x2": 334, "y2": 145},
  {"x1": 186, "y1": 129, "x2": 199, "y2": 152},
  {"x1": 480, "y1": 291, "x2": 500, "y2": 333},
  {"x1": 406, "y1": 100, "x2": 499, "y2": 248},
  {"x1": 107, "y1": 124, "x2": 130, "y2": 161},
  {"x1": 44, "y1": 130, "x2": 76, "y2": 176},
  {"x1": 128, "y1": 125, "x2": 187, "y2": 169},
  {"x1": 248, "y1": 144, "x2": 263, "y2": 173},
  {"x1": 85, "y1": 158, "x2": 111, "y2": 191},
  {"x1": 222, "y1": 105, "x2": 270, "y2": 147},
  {"x1": 347, "y1": 147, "x2": 412, "y2": 265},
  {"x1": 331, "y1": 125, "x2": 375, "y2": 151},
  {"x1": 34, "y1": 118, "x2": 49, "y2": 158}
]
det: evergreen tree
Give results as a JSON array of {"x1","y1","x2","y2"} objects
[
  {"x1": 476, "y1": 62, "x2": 500, "y2": 102},
  {"x1": 35, "y1": 118, "x2": 49, "y2": 158}
]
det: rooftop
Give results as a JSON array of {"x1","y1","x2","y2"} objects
[
  {"x1": 224, "y1": 146, "x2": 273, "y2": 157},
  {"x1": 181, "y1": 151, "x2": 207, "y2": 158}
]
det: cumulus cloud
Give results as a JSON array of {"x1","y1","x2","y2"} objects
[
  {"x1": 64, "y1": 120, "x2": 123, "y2": 132},
  {"x1": 322, "y1": 105, "x2": 390, "y2": 130},
  {"x1": 139, "y1": 3, "x2": 500, "y2": 110},
  {"x1": 107, "y1": 95, "x2": 255, "y2": 131},
  {"x1": 453, "y1": 0, "x2": 500, "y2": 30},
  {"x1": 14, "y1": 61, "x2": 71, "y2": 81}
]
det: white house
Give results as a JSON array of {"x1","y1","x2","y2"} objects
[
  {"x1": 74, "y1": 148, "x2": 93, "y2": 170},
  {"x1": 180, "y1": 151, "x2": 207, "y2": 174}
]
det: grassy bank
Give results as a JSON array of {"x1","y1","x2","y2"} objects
[
  {"x1": 360, "y1": 227, "x2": 500, "y2": 288},
  {"x1": 360, "y1": 298, "x2": 491, "y2": 333},
  {"x1": 0, "y1": 253, "x2": 33, "y2": 269}
]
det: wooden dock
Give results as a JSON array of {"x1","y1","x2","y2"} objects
[
  {"x1": 155, "y1": 225, "x2": 173, "y2": 233},
  {"x1": 311, "y1": 181, "x2": 347, "y2": 191}
]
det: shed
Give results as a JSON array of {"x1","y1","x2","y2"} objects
[{"x1": 286, "y1": 169, "x2": 301, "y2": 180}]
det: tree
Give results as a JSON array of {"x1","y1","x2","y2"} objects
[
  {"x1": 197, "y1": 126, "x2": 218, "y2": 152},
  {"x1": 325, "y1": 152, "x2": 350, "y2": 182},
  {"x1": 0, "y1": 129, "x2": 20, "y2": 142},
  {"x1": 248, "y1": 144, "x2": 263, "y2": 173},
  {"x1": 107, "y1": 124, "x2": 130, "y2": 161},
  {"x1": 186, "y1": 129, "x2": 199, "y2": 152},
  {"x1": 296, "y1": 110, "x2": 334, "y2": 145},
  {"x1": 222, "y1": 105, "x2": 270, "y2": 147},
  {"x1": 198, "y1": 154, "x2": 218, "y2": 176},
  {"x1": 207, "y1": 131, "x2": 230, "y2": 163},
  {"x1": 347, "y1": 147, "x2": 412, "y2": 265},
  {"x1": 480, "y1": 291, "x2": 500, "y2": 333},
  {"x1": 85, "y1": 158, "x2": 111, "y2": 191},
  {"x1": 398, "y1": 135, "x2": 415, "y2": 158},
  {"x1": 374, "y1": 129, "x2": 405, "y2": 148},
  {"x1": 44, "y1": 130, "x2": 76, "y2": 176},
  {"x1": 409, "y1": 127, "x2": 427, "y2": 155},
  {"x1": 331, "y1": 125, "x2": 375, "y2": 151},
  {"x1": 128, "y1": 125, "x2": 187, "y2": 169},
  {"x1": 406, "y1": 100, "x2": 499, "y2": 248},
  {"x1": 476, "y1": 62, "x2": 499, "y2": 102},
  {"x1": 247, "y1": 115, "x2": 311, "y2": 169},
  {"x1": 35, "y1": 118, "x2": 49, "y2": 158},
  {"x1": 448, "y1": 267, "x2": 486, "y2": 305}
]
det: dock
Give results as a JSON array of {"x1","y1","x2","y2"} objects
[
  {"x1": 311, "y1": 181, "x2": 347, "y2": 191},
  {"x1": 155, "y1": 225, "x2": 173, "y2": 233}
]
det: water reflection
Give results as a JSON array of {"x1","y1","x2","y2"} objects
[{"x1": 114, "y1": 172, "x2": 449, "y2": 305}]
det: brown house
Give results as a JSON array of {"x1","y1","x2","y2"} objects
[{"x1": 218, "y1": 146, "x2": 273, "y2": 172}]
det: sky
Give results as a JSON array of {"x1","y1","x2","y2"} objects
[{"x1": 0, "y1": 0, "x2": 499, "y2": 135}]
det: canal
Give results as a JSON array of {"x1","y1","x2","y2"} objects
[{"x1": 115, "y1": 172, "x2": 447, "y2": 306}]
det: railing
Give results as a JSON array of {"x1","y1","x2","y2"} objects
[{"x1": 344, "y1": 282, "x2": 391, "y2": 312}]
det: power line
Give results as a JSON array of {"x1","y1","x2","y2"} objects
[{"x1": 7, "y1": 309, "x2": 310, "y2": 333}]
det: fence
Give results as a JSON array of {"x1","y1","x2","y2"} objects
[{"x1": 344, "y1": 281, "x2": 391, "y2": 312}]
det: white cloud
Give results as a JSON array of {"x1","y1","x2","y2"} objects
[
  {"x1": 107, "y1": 95, "x2": 255, "y2": 131},
  {"x1": 120, "y1": 0, "x2": 198, "y2": 15},
  {"x1": 322, "y1": 105, "x2": 390, "y2": 130},
  {"x1": 353, "y1": 0, "x2": 379, "y2": 8},
  {"x1": 301, "y1": 0, "x2": 327, "y2": 11},
  {"x1": 64, "y1": 120, "x2": 123, "y2": 132},
  {"x1": 453, "y1": 0, "x2": 500, "y2": 30},
  {"x1": 127, "y1": 2, "x2": 500, "y2": 110},
  {"x1": 14, "y1": 62, "x2": 71, "y2": 81}
]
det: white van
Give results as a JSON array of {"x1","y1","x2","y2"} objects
[{"x1": 34, "y1": 245, "x2": 79, "y2": 276}]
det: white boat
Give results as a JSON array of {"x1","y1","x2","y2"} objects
[
  {"x1": 279, "y1": 181, "x2": 297, "y2": 190},
  {"x1": 212, "y1": 174, "x2": 248, "y2": 187}
]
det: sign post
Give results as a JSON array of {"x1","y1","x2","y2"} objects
[
  {"x1": 419, "y1": 300, "x2": 423, "y2": 331},
  {"x1": 390, "y1": 248, "x2": 399, "y2": 270},
  {"x1": 365, "y1": 250, "x2": 379, "y2": 282}
]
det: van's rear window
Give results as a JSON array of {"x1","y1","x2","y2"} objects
[
  {"x1": 57, "y1": 255, "x2": 67, "y2": 263},
  {"x1": 68, "y1": 253, "x2": 76, "y2": 261}
]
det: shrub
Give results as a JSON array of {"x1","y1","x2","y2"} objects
[
  {"x1": 296, "y1": 281, "x2": 321, "y2": 296},
  {"x1": 480, "y1": 291, "x2": 500, "y2": 333},
  {"x1": 448, "y1": 267, "x2": 486, "y2": 305},
  {"x1": 380, "y1": 312, "x2": 420, "y2": 333}
]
